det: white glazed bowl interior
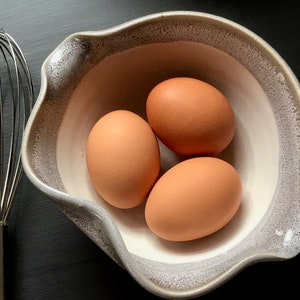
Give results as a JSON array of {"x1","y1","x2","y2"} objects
[{"x1": 22, "y1": 11, "x2": 300, "y2": 299}]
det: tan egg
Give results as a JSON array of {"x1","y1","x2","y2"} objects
[
  {"x1": 145, "y1": 157, "x2": 242, "y2": 242},
  {"x1": 86, "y1": 110, "x2": 160, "y2": 209},
  {"x1": 146, "y1": 77, "x2": 235, "y2": 156}
]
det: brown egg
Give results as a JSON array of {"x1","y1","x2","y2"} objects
[
  {"x1": 145, "y1": 157, "x2": 242, "y2": 242},
  {"x1": 146, "y1": 77, "x2": 235, "y2": 156},
  {"x1": 86, "y1": 110, "x2": 160, "y2": 209}
]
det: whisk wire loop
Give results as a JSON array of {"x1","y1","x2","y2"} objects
[
  {"x1": 0, "y1": 30, "x2": 34, "y2": 224},
  {"x1": 0, "y1": 40, "x2": 17, "y2": 223}
]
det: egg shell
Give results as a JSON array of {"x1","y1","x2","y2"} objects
[
  {"x1": 86, "y1": 110, "x2": 160, "y2": 209},
  {"x1": 146, "y1": 77, "x2": 236, "y2": 156},
  {"x1": 145, "y1": 157, "x2": 242, "y2": 242}
]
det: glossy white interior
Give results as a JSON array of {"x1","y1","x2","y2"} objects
[{"x1": 56, "y1": 41, "x2": 279, "y2": 263}]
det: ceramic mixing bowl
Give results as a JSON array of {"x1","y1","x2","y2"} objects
[{"x1": 21, "y1": 11, "x2": 300, "y2": 299}]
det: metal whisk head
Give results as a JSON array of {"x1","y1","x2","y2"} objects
[{"x1": 0, "y1": 30, "x2": 34, "y2": 224}]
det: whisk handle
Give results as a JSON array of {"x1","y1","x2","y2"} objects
[{"x1": 0, "y1": 222, "x2": 7, "y2": 300}]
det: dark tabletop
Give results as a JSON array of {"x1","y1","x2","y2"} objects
[{"x1": 1, "y1": 1, "x2": 299, "y2": 299}]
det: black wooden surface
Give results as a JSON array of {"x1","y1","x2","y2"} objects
[{"x1": 1, "y1": 1, "x2": 299, "y2": 299}]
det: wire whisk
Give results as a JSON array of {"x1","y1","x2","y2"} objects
[{"x1": 0, "y1": 29, "x2": 34, "y2": 299}]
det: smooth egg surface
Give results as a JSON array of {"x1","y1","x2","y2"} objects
[
  {"x1": 86, "y1": 110, "x2": 160, "y2": 209},
  {"x1": 145, "y1": 157, "x2": 242, "y2": 242},
  {"x1": 146, "y1": 77, "x2": 236, "y2": 156}
]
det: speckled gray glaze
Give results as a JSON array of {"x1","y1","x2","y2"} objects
[{"x1": 21, "y1": 11, "x2": 300, "y2": 299}]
